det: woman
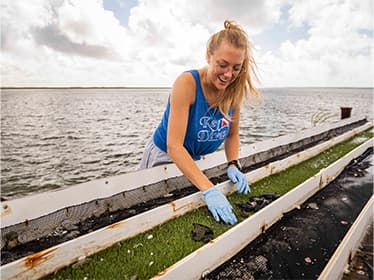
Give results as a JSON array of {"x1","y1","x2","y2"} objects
[{"x1": 139, "y1": 20, "x2": 260, "y2": 225}]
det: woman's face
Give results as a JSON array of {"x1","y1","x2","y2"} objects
[{"x1": 207, "y1": 41, "x2": 245, "y2": 91}]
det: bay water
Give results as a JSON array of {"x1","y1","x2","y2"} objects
[{"x1": 1, "y1": 87, "x2": 372, "y2": 198}]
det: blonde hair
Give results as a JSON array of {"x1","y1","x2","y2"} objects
[{"x1": 207, "y1": 20, "x2": 260, "y2": 119}]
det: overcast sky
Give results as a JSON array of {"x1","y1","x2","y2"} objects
[{"x1": 1, "y1": 0, "x2": 373, "y2": 87}]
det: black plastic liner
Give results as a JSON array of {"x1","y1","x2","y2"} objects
[{"x1": 205, "y1": 148, "x2": 373, "y2": 280}]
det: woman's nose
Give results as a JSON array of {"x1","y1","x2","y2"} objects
[{"x1": 223, "y1": 67, "x2": 233, "y2": 78}]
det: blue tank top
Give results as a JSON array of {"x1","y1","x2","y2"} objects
[{"x1": 153, "y1": 70, "x2": 232, "y2": 160}]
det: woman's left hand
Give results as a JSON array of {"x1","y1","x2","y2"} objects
[{"x1": 227, "y1": 166, "x2": 250, "y2": 194}]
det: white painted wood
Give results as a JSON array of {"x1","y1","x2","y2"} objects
[
  {"x1": 238, "y1": 117, "x2": 366, "y2": 158},
  {"x1": 1, "y1": 119, "x2": 370, "y2": 228},
  {"x1": 151, "y1": 139, "x2": 373, "y2": 280},
  {"x1": 244, "y1": 127, "x2": 369, "y2": 186},
  {"x1": 1, "y1": 136, "x2": 371, "y2": 280},
  {"x1": 0, "y1": 195, "x2": 207, "y2": 280},
  {"x1": 153, "y1": 176, "x2": 323, "y2": 280},
  {"x1": 318, "y1": 196, "x2": 374, "y2": 280}
]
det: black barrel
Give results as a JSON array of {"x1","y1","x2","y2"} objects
[{"x1": 341, "y1": 107, "x2": 352, "y2": 119}]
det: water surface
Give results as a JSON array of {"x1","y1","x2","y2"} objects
[{"x1": 1, "y1": 87, "x2": 372, "y2": 198}]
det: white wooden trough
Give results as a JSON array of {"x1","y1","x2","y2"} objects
[
  {"x1": 318, "y1": 196, "x2": 373, "y2": 280},
  {"x1": 1, "y1": 117, "x2": 369, "y2": 231},
  {"x1": 151, "y1": 138, "x2": 373, "y2": 280},
  {"x1": 0, "y1": 118, "x2": 372, "y2": 279}
]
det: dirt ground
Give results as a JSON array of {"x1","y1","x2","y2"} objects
[{"x1": 205, "y1": 148, "x2": 373, "y2": 280}]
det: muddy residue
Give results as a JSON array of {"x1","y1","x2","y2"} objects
[
  {"x1": 236, "y1": 193, "x2": 281, "y2": 217},
  {"x1": 192, "y1": 223, "x2": 214, "y2": 243}
]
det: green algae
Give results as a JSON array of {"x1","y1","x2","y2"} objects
[{"x1": 45, "y1": 130, "x2": 373, "y2": 280}]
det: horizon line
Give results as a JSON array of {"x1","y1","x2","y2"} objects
[{"x1": 1, "y1": 86, "x2": 373, "y2": 90}]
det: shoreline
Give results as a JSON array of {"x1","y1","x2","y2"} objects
[
  {"x1": 1, "y1": 86, "x2": 373, "y2": 90},
  {"x1": 0, "y1": 86, "x2": 172, "y2": 90}
]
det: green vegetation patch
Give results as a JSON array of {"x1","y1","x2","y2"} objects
[{"x1": 46, "y1": 130, "x2": 373, "y2": 280}]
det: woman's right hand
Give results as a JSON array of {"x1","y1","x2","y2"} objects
[{"x1": 201, "y1": 186, "x2": 238, "y2": 225}]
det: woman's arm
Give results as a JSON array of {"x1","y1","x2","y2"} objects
[
  {"x1": 166, "y1": 72, "x2": 214, "y2": 191},
  {"x1": 224, "y1": 104, "x2": 250, "y2": 194},
  {"x1": 167, "y1": 72, "x2": 238, "y2": 224},
  {"x1": 224, "y1": 103, "x2": 241, "y2": 162}
]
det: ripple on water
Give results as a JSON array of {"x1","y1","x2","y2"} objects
[{"x1": 1, "y1": 87, "x2": 372, "y2": 198}]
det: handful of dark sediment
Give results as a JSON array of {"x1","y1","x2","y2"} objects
[
  {"x1": 191, "y1": 223, "x2": 214, "y2": 243},
  {"x1": 236, "y1": 193, "x2": 281, "y2": 214}
]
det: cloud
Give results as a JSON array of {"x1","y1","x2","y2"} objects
[
  {"x1": 0, "y1": 0, "x2": 289, "y2": 86},
  {"x1": 164, "y1": 0, "x2": 283, "y2": 34},
  {"x1": 32, "y1": 24, "x2": 118, "y2": 59},
  {"x1": 1, "y1": 0, "x2": 372, "y2": 87},
  {"x1": 1, "y1": 0, "x2": 137, "y2": 86},
  {"x1": 256, "y1": 0, "x2": 373, "y2": 87}
]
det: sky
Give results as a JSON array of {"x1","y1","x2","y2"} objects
[{"x1": 1, "y1": 0, "x2": 373, "y2": 87}]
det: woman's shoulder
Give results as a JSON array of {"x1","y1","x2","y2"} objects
[
  {"x1": 171, "y1": 71, "x2": 197, "y2": 105},
  {"x1": 173, "y1": 68, "x2": 205, "y2": 93},
  {"x1": 174, "y1": 70, "x2": 197, "y2": 85}
]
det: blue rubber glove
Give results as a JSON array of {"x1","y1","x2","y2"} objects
[
  {"x1": 227, "y1": 166, "x2": 250, "y2": 194},
  {"x1": 201, "y1": 186, "x2": 238, "y2": 225}
]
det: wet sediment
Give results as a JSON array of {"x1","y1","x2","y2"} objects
[
  {"x1": 192, "y1": 223, "x2": 215, "y2": 243},
  {"x1": 205, "y1": 148, "x2": 373, "y2": 280}
]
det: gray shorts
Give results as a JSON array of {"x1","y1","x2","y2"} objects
[{"x1": 137, "y1": 137, "x2": 172, "y2": 170}]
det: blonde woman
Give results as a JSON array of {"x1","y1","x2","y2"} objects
[{"x1": 139, "y1": 20, "x2": 260, "y2": 224}]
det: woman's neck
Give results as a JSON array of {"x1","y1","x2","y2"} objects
[{"x1": 200, "y1": 67, "x2": 223, "y2": 106}]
